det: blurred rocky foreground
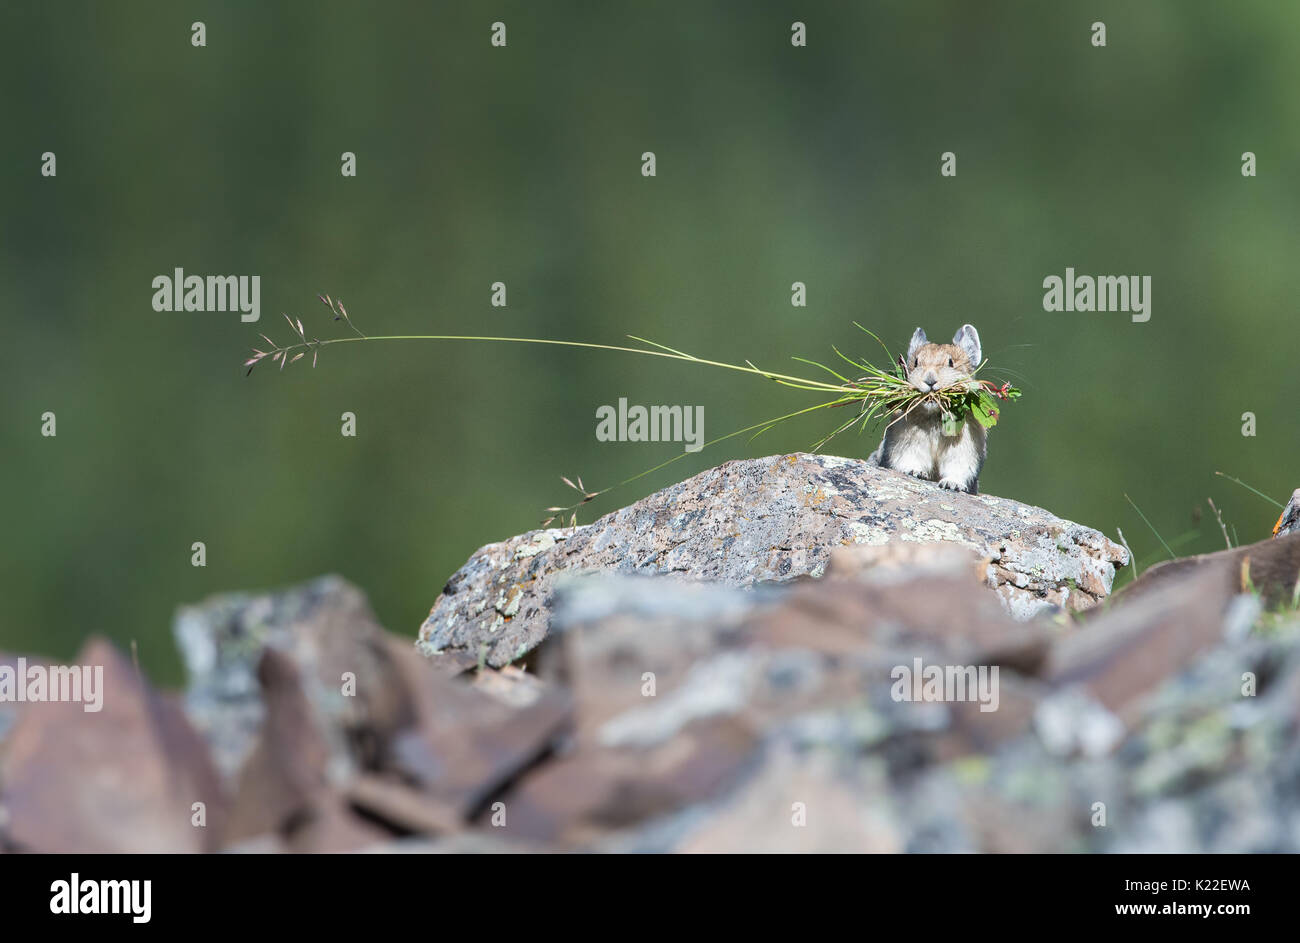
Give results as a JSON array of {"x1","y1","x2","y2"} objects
[{"x1": 2, "y1": 455, "x2": 1300, "y2": 853}]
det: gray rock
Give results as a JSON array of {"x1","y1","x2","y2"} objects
[{"x1": 418, "y1": 452, "x2": 1128, "y2": 668}]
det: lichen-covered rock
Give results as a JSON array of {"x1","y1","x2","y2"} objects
[
  {"x1": 510, "y1": 564, "x2": 1300, "y2": 852},
  {"x1": 170, "y1": 576, "x2": 572, "y2": 852},
  {"x1": 173, "y1": 575, "x2": 402, "y2": 785},
  {"x1": 418, "y1": 452, "x2": 1128, "y2": 668}
]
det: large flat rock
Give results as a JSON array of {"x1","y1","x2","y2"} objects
[{"x1": 418, "y1": 453, "x2": 1128, "y2": 668}]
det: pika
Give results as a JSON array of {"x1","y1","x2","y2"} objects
[{"x1": 867, "y1": 324, "x2": 986, "y2": 493}]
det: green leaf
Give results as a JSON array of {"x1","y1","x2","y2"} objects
[{"x1": 970, "y1": 391, "x2": 1001, "y2": 428}]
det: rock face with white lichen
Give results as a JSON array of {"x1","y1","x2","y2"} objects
[{"x1": 418, "y1": 452, "x2": 1129, "y2": 668}]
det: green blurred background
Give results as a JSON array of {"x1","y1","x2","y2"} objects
[{"x1": 3, "y1": 1, "x2": 1296, "y2": 683}]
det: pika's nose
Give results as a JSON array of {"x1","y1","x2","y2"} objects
[{"x1": 924, "y1": 374, "x2": 938, "y2": 389}]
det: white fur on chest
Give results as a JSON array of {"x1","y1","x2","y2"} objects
[{"x1": 876, "y1": 409, "x2": 987, "y2": 493}]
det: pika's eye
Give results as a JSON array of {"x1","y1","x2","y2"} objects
[
  {"x1": 948, "y1": 357, "x2": 953, "y2": 367},
  {"x1": 911, "y1": 357, "x2": 917, "y2": 368}
]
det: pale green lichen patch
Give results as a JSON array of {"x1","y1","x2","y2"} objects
[
  {"x1": 848, "y1": 521, "x2": 891, "y2": 545},
  {"x1": 515, "y1": 532, "x2": 557, "y2": 559},
  {"x1": 816, "y1": 455, "x2": 856, "y2": 471},
  {"x1": 904, "y1": 518, "x2": 970, "y2": 545}
]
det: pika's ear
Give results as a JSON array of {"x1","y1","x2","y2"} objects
[
  {"x1": 906, "y1": 327, "x2": 928, "y2": 361},
  {"x1": 953, "y1": 324, "x2": 981, "y2": 365}
]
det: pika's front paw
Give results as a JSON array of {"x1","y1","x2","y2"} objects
[{"x1": 938, "y1": 477, "x2": 967, "y2": 491}]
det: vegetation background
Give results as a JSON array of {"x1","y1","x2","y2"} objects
[{"x1": 3, "y1": 1, "x2": 1295, "y2": 682}]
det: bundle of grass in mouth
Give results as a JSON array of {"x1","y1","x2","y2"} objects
[
  {"x1": 245, "y1": 298, "x2": 1022, "y2": 523},
  {"x1": 827, "y1": 341, "x2": 1022, "y2": 446}
]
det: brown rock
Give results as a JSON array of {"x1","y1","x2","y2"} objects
[
  {"x1": 1117, "y1": 532, "x2": 1300, "y2": 610},
  {"x1": 671, "y1": 748, "x2": 901, "y2": 853},
  {"x1": 0, "y1": 638, "x2": 226, "y2": 853},
  {"x1": 222, "y1": 648, "x2": 335, "y2": 844},
  {"x1": 220, "y1": 647, "x2": 400, "y2": 853},
  {"x1": 771, "y1": 542, "x2": 1053, "y2": 673},
  {"x1": 493, "y1": 716, "x2": 757, "y2": 845},
  {"x1": 345, "y1": 774, "x2": 463, "y2": 834},
  {"x1": 382, "y1": 636, "x2": 572, "y2": 819},
  {"x1": 555, "y1": 578, "x2": 755, "y2": 742},
  {"x1": 1041, "y1": 567, "x2": 1237, "y2": 726}
]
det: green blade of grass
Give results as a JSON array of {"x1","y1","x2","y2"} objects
[
  {"x1": 1214, "y1": 471, "x2": 1284, "y2": 509},
  {"x1": 609, "y1": 398, "x2": 846, "y2": 492},
  {"x1": 249, "y1": 304, "x2": 1024, "y2": 525},
  {"x1": 790, "y1": 355, "x2": 856, "y2": 385},
  {"x1": 830, "y1": 344, "x2": 871, "y2": 375},
  {"x1": 1125, "y1": 493, "x2": 1176, "y2": 560},
  {"x1": 852, "y1": 322, "x2": 897, "y2": 363},
  {"x1": 809, "y1": 409, "x2": 868, "y2": 453}
]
